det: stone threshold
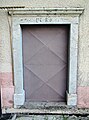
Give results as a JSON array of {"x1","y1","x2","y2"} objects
[
  {"x1": 2, "y1": 102, "x2": 89, "y2": 115},
  {"x1": 2, "y1": 107, "x2": 89, "y2": 115}
]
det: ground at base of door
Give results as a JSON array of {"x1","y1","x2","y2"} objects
[
  {"x1": 1, "y1": 114, "x2": 89, "y2": 120},
  {"x1": 4, "y1": 114, "x2": 89, "y2": 120},
  {"x1": 16, "y1": 115, "x2": 89, "y2": 120}
]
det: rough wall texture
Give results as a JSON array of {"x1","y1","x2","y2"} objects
[
  {"x1": 0, "y1": 0, "x2": 89, "y2": 108},
  {"x1": 0, "y1": 10, "x2": 14, "y2": 107}
]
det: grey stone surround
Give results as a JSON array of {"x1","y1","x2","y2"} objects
[{"x1": 8, "y1": 8, "x2": 84, "y2": 108}]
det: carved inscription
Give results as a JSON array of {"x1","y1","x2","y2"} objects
[{"x1": 36, "y1": 17, "x2": 52, "y2": 23}]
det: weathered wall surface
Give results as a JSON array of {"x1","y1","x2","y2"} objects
[
  {"x1": 0, "y1": 10, "x2": 14, "y2": 107},
  {"x1": 0, "y1": 0, "x2": 89, "y2": 108}
]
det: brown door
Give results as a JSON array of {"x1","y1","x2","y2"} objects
[{"x1": 22, "y1": 25, "x2": 69, "y2": 102}]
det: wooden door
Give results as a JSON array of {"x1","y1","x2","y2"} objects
[{"x1": 22, "y1": 25, "x2": 69, "y2": 102}]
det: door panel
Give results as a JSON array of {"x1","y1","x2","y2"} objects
[{"x1": 22, "y1": 25, "x2": 69, "y2": 102}]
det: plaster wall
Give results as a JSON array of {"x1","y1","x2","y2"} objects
[{"x1": 0, "y1": 0, "x2": 89, "y2": 108}]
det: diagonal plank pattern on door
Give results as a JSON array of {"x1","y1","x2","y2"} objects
[{"x1": 22, "y1": 25, "x2": 68, "y2": 102}]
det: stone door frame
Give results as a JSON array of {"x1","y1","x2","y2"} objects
[{"x1": 8, "y1": 8, "x2": 84, "y2": 108}]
